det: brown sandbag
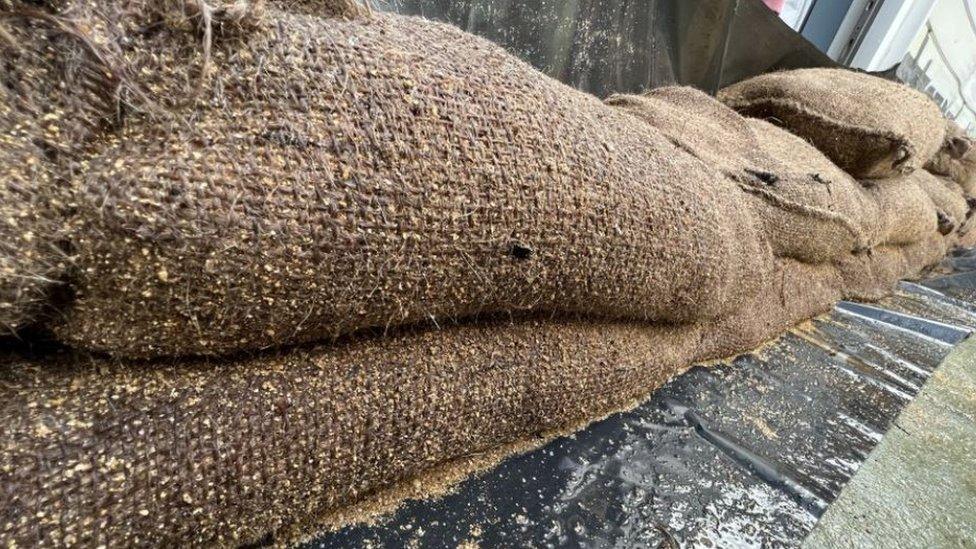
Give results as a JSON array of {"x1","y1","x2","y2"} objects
[
  {"x1": 926, "y1": 120, "x2": 976, "y2": 194},
  {"x1": 718, "y1": 68, "x2": 946, "y2": 179},
  {"x1": 838, "y1": 234, "x2": 947, "y2": 304},
  {"x1": 914, "y1": 170, "x2": 969, "y2": 236},
  {"x1": 605, "y1": 86, "x2": 771, "y2": 169},
  {"x1": 865, "y1": 174, "x2": 940, "y2": 247},
  {"x1": 0, "y1": 236, "x2": 944, "y2": 548},
  {"x1": 0, "y1": 12, "x2": 97, "y2": 333},
  {"x1": 0, "y1": 115, "x2": 63, "y2": 333},
  {"x1": 0, "y1": 3, "x2": 962, "y2": 547},
  {"x1": 745, "y1": 118, "x2": 879, "y2": 260},
  {"x1": 8, "y1": 3, "x2": 954, "y2": 359},
  {"x1": 607, "y1": 87, "x2": 876, "y2": 263},
  {"x1": 958, "y1": 216, "x2": 976, "y2": 248},
  {"x1": 23, "y1": 7, "x2": 774, "y2": 359},
  {"x1": 0, "y1": 318, "x2": 700, "y2": 547}
]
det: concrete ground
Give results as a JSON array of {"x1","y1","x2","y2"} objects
[{"x1": 805, "y1": 337, "x2": 976, "y2": 549}]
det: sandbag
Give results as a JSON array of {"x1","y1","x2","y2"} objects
[
  {"x1": 0, "y1": 2, "x2": 962, "y2": 548},
  {"x1": 0, "y1": 318, "x2": 705, "y2": 548},
  {"x1": 1, "y1": 5, "x2": 775, "y2": 359},
  {"x1": 0, "y1": 14, "x2": 86, "y2": 333},
  {"x1": 718, "y1": 68, "x2": 946, "y2": 179},
  {"x1": 0, "y1": 236, "x2": 946, "y2": 548},
  {"x1": 607, "y1": 87, "x2": 877, "y2": 263},
  {"x1": 0, "y1": 114, "x2": 62, "y2": 332},
  {"x1": 926, "y1": 120, "x2": 976, "y2": 194},
  {"x1": 865, "y1": 175, "x2": 940, "y2": 247},
  {"x1": 958, "y1": 216, "x2": 976, "y2": 248},
  {"x1": 605, "y1": 87, "x2": 771, "y2": 169},
  {"x1": 745, "y1": 118, "x2": 879, "y2": 261},
  {"x1": 914, "y1": 170, "x2": 969, "y2": 236},
  {"x1": 8, "y1": 2, "x2": 956, "y2": 359}
]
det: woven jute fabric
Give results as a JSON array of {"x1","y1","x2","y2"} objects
[
  {"x1": 607, "y1": 87, "x2": 877, "y2": 263},
  {"x1": 0, "y1": 0, "x2": 360, "y2": 334},
  {"x1": 742, "y1": 118, "x2": 880, "y2": 259},
  {"x1": 605, "y1": 87, "x2": 954, "y2": 262},
  {"x1": 914, "y1": 169, "x2": 970, "y2": 236},
  {"x1": 1, "y1": 318, "x2": 698, "y2": 547},
  {"x1": 718, "y1": 68, "x2": 947, "y2": 180},
  {"x1": 0, "y1": 239, "x2": 944, "y2": 548},
  {"x1": 0, "y1": 108, "x2": 63, "y2": 333},
  {"x1": 605, "y1": 87, "x2": 773, "y2": 170},
  {"x1": 865, "y1": 174, "x2": 940, "y2": 247},
  {"x1": 0, "y1": 1, "x2": 966, "y2": 546},
  {"x1": 2, "y1": 2, "x2": 958, "y2": 360},
  {"x1": 16, "y1": 4, "x2": 765, "y2": 358},
  {"x1": 0, "y1": 2, "x2": 107, "y2": 333},
  {"x1": 926, "y1": 120, "x2": 976, "y2": 195}
]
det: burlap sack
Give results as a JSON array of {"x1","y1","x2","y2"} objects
[
  {"x1": 745, "y1": 118, "x2": 879, "y2": 261},
  {"x1": 958, "y1": 216, "x2": 976, "y2": 248},
  {"x1": 0, "y1": 236, "x2": 946, "y2": 548},
  {"x1": 607, "y1": 88, "x2": 876, "y2": 263},
  {"x1": 0, "y1": 115, "x2": 62, "y2": 332},
  {"x1": 0, "y1": 318, "x2": 706, "y2": 547},
  {"x1": 6, "y1": 1, "x2": 957, "y2": 359},
  {"x1": 718, "y1": 68, "x2": 946, "y2": 179},
  {"x1": 0, "y1": 13, "x2": 87, "y2": 333},
  {"x1": 865, "y1": 175, "x2": 940, "y2": 247},
  {"x1": 0, "y1": 2, "x2": 962, "y2": 547},
  {"x1": 0, "y1": 0, "x2": 356, "y2": 332},
  {"x1": 914, "y1": 170, "x2": 969, "y2": 236},
  {"x1": 708, "y1": 236, "x2": 948, "y2": 360},
  {"x1": 926, "y1": 120, "x2": 976, "y2": 194},
  {"x1": 3, "y1": 5, "x2": 771, "y2": 358},
  {"x1": 605, "y1": 87, "x2": 771, "y2": 169}
]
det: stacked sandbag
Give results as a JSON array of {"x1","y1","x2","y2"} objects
[
  {"x1": 16, "y1": 5, "x2": 769, "y2": 359},
  {"x1": 718, "y1": 68, "x2": 973, "y2": 250},
  {"x1": 0, "y1": 318, "x2": 699, "y2": 547},
  {"x1": 0, "y1": 1, "x2": 967, "y2": 547},
  {"x1": 606, "y1": 87, "x2": 876, "y2": 264},
  {"x1": 3, "y1": 3, "x2": 953, "y2": 362},
  {"x1": 605, "y1": 86, "x2": 773, "y2": 168},
  {"x1": 718, "y1": 68, "x2": 947, "y2": 179},
  {"x1": 0, "y1": 240, "x2": 941, "y2": 548},
  {"x1": 605, "y1": 86, "x2": 951, "y2": 301},
  {"x1": 861, "y1": 175, "x2": 941, "y2": 246},
  {"x1": 913, "y1": 170, "x2": 969, "y2": 236},
  {"x1": 922, "y1": 120, "x2": 976, "y2": 246},
  {"x1": 926, "y1": 120, "x2": 976, "y2": 194},
  {"x1": 744, "y1": 118, "x2": 880, "y2": 258}
]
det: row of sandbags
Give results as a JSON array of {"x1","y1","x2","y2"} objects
[
  {"x1": 1, "y1": 19, "x2": 970, "y2": 360},
  {"x1": 1, "y1": 0, "x2": 973, "y2": 546},
  {"x1": 718, "y1": 67, "x2": 976, "y2": 242},
  {"x1": 0, "y1": 235, "x2": 945, "y2": 547}
]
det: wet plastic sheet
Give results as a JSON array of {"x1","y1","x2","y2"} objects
[{"x1": 307, "y1": 257, "x2": 975, "y2": 548}]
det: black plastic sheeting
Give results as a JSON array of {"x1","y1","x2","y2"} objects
[
  {"x1": 918, "y1": 248, "x2": 976, "y2": 305},
  {"x1": 306, "y1": 255, "x2": 976, "y2": 548},
  {"x1": 377, "y1": 0, "x2": 836, "y2": 96}
]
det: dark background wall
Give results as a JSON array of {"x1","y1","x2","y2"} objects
[{"x1": 378, "y1": 0, "x2": 835, "y2": 97}]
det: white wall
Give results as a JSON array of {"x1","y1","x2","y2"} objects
[
  {"x1": 902, "y1": 0, "x2": 976, "y2": 133},
  {"x1": 848, "y1": 0, "x2": 938, "y2": 70}
]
